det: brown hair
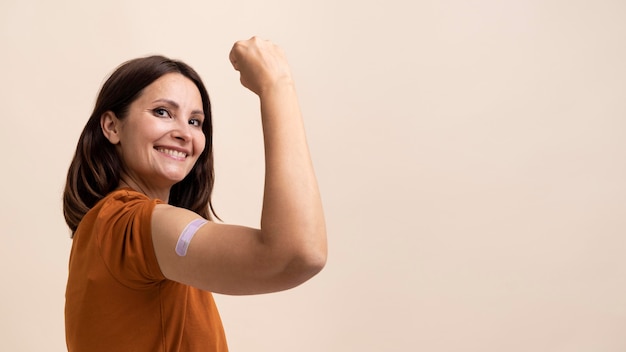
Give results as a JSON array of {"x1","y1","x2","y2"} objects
[{"x1": 63, "y1": 55, "x2": 217, "y2": 235}]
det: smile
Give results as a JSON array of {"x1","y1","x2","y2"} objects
[{"x1": 155, "y1": 147, "x2": 188, "y2": 159}]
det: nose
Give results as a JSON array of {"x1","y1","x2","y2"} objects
[{"x1": 172, "y1": 119, "x2": 192, "y2": 142}]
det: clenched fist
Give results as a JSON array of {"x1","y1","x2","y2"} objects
[{"x1": 229, "y1": 37, "x2": 294, "y2": 96}]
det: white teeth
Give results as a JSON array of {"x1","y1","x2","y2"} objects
[{"x1": 157, "y1": 148, "x2": 187, "y2": 158}]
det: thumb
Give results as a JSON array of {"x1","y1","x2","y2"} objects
[
  {"x1": 229, "y1": 47, "x2": 240, "y2": 71},
  {"x1": 229, "y1": 40, "x2": 250, "y2": 71}
]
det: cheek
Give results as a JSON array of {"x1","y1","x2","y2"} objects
[{"x1": 195, "y1": 132, "x2": 207, "y2": 155}]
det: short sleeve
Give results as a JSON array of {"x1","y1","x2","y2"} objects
[{"x1": 93, "y1": 190, "x2": 166, "y2": 288}]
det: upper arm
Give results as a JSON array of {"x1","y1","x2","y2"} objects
[{"x1": 150, "y1": 204, "x2": 318, "y2": 295}]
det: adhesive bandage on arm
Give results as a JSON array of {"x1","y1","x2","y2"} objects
[{"x1": 175, "y1": 218, "x2": 208, "y2": 256}]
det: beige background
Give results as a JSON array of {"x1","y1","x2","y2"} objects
[{"x1": 1, "y1": 0, "x2": 626, "y2": 351}]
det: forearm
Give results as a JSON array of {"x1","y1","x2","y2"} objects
[{"x1": 258, "y1": 82, "x2": 327, "y2": 268}]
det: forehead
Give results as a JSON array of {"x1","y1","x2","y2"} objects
[{"x1": 138, "y1": 73, "x2": 203, "y2": 108}]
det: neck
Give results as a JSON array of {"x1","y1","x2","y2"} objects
[{"x1": 118, "y1": 176, "x2": 170, "y2": 203}]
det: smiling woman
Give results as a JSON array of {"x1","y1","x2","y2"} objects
[
  {"x1": 63, "y1": 37, "x2": 327, "y2": 352},
  {"x1": 64, "y1": 55, "x2": 218, "y2": 230},
  {"x1": 100, "y1": 73, "x2": 207, "y2": 200}
]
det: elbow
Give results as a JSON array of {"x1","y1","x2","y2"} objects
[
  {"x1": 257, "y1": 224, "x2": 328, "y2": 292},
  {"x1": 298, "y1": 229, "x2": 328, "y2": 279},
  {"x1": 280, "y1": 245, "x2": 327, "y2": 289},
  {"x1": 301, "y1": 247, "x2": 328, "y2": 277}
]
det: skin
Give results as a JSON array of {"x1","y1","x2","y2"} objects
[
  {"x1": 101, "y1": 73, "x2": 206, "y2": 201},
  {"x1": 102, "y1": 37, "x2": 327, "y2": 295}
]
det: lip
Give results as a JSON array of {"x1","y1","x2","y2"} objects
[{"x1": 154, "y1": 145, "x2": 191, "y2": 160}]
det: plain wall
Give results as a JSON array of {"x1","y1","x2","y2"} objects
[{"x1": 1, "y1": 0, "x2": 626, "y2": 351}]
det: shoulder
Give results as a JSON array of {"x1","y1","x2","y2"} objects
[
  {"x1": 76, "y1": 188, "x2": 164, "y2": 236},
  {"x1": 75, "y1": 188, "x2": 168, "y2": 285},
  {"x1": 101, "y1": 188, "x2": 156, "y2": 206},
  {"x1": 97, "y1": 188, "x2": 163, "y2": 216}
]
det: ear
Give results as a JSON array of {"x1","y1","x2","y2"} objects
[{"x1": 101, "y1": 111, "x2": 121, "y2": 144}]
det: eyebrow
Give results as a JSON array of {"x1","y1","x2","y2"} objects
[{"x1": 152, "y1": 98, "x2": 204, "y2": 116}]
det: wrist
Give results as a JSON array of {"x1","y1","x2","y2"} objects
[{"x1": 258, "y1": 76, "x2": 296, "y2": 98}]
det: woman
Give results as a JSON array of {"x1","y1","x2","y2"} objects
[{"x1": 63, "y1": 37, "x2": 327, "y2": 351}]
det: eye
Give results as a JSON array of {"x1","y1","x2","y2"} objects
[
  {"x1": 189, "y1": 118, "x2": 203, "y2": 127},
  {"x1": 153, "y1": 108, "x2": 171, "y2": 118}
]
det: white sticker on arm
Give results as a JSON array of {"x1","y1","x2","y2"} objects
[{"x1": 175, "y1": 218, "x2": 208, "y2": 256}]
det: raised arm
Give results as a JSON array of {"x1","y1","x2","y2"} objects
[{"x1": 151, "y1": 37, "x2": 327, "y2": 295}]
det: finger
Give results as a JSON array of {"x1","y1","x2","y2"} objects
[
  {"x1": 229, "y1": 40, "x2": 246, "y2": 71},
  {"x1": 228, "y1": 48, "x2": 239, "y2": 71}
]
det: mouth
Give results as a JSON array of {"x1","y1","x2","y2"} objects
[{"x1": 155, "y1": 147, "x2": 188, "y2": 159}]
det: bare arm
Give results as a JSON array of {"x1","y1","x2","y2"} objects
[{"x1": 151, "y1": 37, "x2": 327, "y2": 295}]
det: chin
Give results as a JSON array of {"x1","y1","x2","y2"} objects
[
  {"x1": 154, "y1": 175, "x2": 187, "y2": 189},
  {"x1": 162, "y1": 168, "x2": 191, "y2": 180},
  {"x1": 168, "y1": 175, "x2": 189, "y2": 184}
]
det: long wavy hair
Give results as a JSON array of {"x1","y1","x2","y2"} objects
[{"x1": 63, "y1": 55, "x2": 217, "y2": 235}]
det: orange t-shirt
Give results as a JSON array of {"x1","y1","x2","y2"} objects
[{"x1": 65, "y1": 189, "x2": 228, "y2": 351}]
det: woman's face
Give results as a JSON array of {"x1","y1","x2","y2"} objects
[{"x1": 109, "y1": 73, "x2": 206, "y2": 194}]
